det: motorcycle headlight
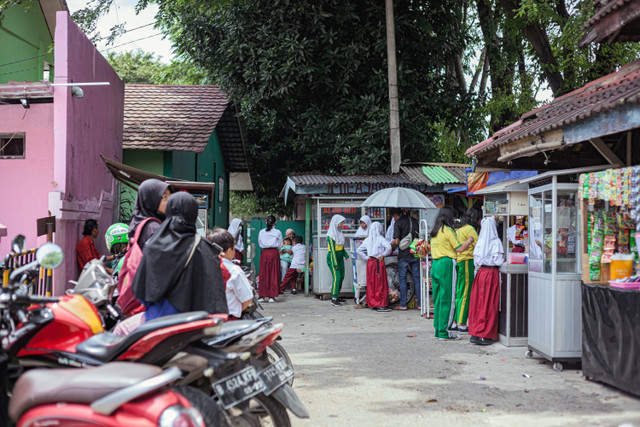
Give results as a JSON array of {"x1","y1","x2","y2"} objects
[{"x1": 158, "y1": 405, "x2": 203, "y2": 427}]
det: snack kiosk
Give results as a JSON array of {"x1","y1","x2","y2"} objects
[
  {"x1": 474, "y1": 179, "x2": 529, "y2": 346},
  {"x1": 522, "y1": 168, "x2": 603, "y2": 371}
]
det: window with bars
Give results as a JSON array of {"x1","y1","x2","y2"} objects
[{"x1": 0, "y1": 134, "x2": 25, "y2": 158}]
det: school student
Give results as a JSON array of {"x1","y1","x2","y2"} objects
[
  {"x1": 258, "y1": 215, "x2": 283, "y2": 303},
  {"x1": 357, "y1": 222, "x2": 392, "y2": 312},
  {"x1": 429, "y1": 206, "x2": 475, "y2": 340},
  {"x1": 469, "y1": 216, "x2": 504, "y2": 345},
  {"x1": 207, "y1": 228, "x2": 254, "y2": 319},
  {"x1": 327, "y1": 214, "x2": 349, "y2": 307},
  {"x1": 452, "y1": 207, "x2": 482, "y2": 333},
  {"x1": 280, "y1": 235, "x2": 305, "y2": 294}
]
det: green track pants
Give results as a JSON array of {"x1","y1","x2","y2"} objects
[
  {"x1": 454, "y1": 259, "x2": 474, "y2": 326},
  {"x1": 431, "y1": 257, "x2": 457, "y2": 338},
  {"x1": 327, "y1": 251, "x2": 346, "y2": 299}
]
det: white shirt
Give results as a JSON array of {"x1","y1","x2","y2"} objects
[
  {"x1": 228, "y1": 218, "x2": 244, "y2": 252},
  {"x1": 289, "y1": 244, "x2": 306, "y2": 269},
  {"x1": 259, "y1": 228, "x2": 283, "y2": 249},
  {"x1": 222, "y1": 258, "x2": 254, "y2": 318},
  {"x1": 357, "y1": 222, "x2": 391, "y2": 260}
]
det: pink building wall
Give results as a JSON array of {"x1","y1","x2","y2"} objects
[
  {"x1": 0, "y1": 104, "x2": 55, "y2": 256},
  {"x1": 50, "y1": 12, "x2": 124, "y2": 294}
]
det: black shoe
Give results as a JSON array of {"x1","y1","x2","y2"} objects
[
  {"x1": 337, "y1": 297, "x2": 346, "y2": 303},
  {"x1": 376, "y1": 307, "x2": 391, "y2": 312},
  {"x1": 291, "y1": 289, "x2": 297, "y2": 294},
  {"x1": 469, "y1": 335, "x2": 480, "y2": 344},
  {"x1": 476, "y1": 337, "x2": 494, "y2": 346},
  {"x1": 331, "y1": 298, "x2": 343, "y2": 306}
]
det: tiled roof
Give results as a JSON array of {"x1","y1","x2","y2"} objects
[
  {"x1": 466, "y1": 59, "x2": 640, "y2": 157},
  {"x1": 579, "y1": 0, "x2": 640, "y2": 46},
  {"x1": 123, "y1": 85, "x2": 228, "y2": 153},
  {"x1": 401, "y1": 163, "x2": 467, "y2": 185},
  {"x1": 215, "y1": 105, "x2": 250, "y2": 172}
]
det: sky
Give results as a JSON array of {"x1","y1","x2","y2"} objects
[{"x1": 66, "y1": 0, "x2": 176, "y2": 63}]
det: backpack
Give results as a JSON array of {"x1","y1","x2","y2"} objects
[{"x1": 116, "y1": 217, "x2": 161, "y2": 317}]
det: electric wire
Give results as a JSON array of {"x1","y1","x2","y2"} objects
[
  {"x1": 0, "y1": 22, "x2": 155, "y2": 69},
  {"x1": 101, "y1": 32, "x2": 164, "y2": 52}
]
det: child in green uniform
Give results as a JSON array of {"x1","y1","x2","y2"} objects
[
  {"x1": 327, "y1": 214, "x2": 349, "y2": 306},
  {"x1": 452, "y1": 207, "x2": 482, "y2": 333},
  {"x1": 429, "y1": 206, "x2": 475, "y2": 340}
]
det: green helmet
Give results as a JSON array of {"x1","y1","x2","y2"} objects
[{"x1": 105, "y1": 223, "x2": 129, "y2": 253}]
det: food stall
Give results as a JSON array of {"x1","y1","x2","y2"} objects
[
  {"x1": 522, "y1": 166, "x2": 608, "y2": 371},
  {"x1": 280, "y1": 171, "x2": 461, "y2": 298},
  {"x1": 473, "y1": 179, "x2": 530, "y2": 347},
  {"x1": 579, "y1": 165, "x2": 640, "y2": 397}
]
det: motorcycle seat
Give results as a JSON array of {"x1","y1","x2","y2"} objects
[
  {"x1": 202, "y1": 317, "x2": 272, "y2": 348},
  {"x1": 75, "y1": 311, "x2": 210, "y2": 362},
  {"x1": 9, "y1": 362, "x2": 162, "y2": 422}
]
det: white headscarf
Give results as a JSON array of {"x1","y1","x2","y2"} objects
[
  {"x1": 355, "y1": 215, "x2": 372, "y2": 237},
  {"x1": 385, "y1": 217, "x2": 396, "y2": 242},
  {"x1": 328, "y1": 214, "x2": 346, "y2": 245},
  {"x1": 228, "y1": 218, "x2": 244, "y2": 252},
  {"x1": 363, "y1": 222, "x2": 391, "y2": 258},
  {"x1": 473, "y1": 217, "x2": 504, "y2": 267}
]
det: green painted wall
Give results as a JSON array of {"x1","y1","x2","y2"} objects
[
  {"x1": 171, "y1": 151, "x2": 196, "y2": 181},
  {"x1": 120, "y1": 150, "x2": 164, "y2": 222},
  {"x1": 120, "y1": 131, "x2": 229, "y2": 229},
  {"x1": 197, "y1": 131, "x2": 228, "y2": 229},
  {"x1": 0, "y1": 3, "x2": 54, "y2": 84}
]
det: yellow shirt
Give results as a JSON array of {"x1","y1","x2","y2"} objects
[
  {"x1": 430, "y1": 226, "x2": 460, "y2": 259},
  {"x1": 456, "y1": 224, "x2": 478, "y2": 262}
]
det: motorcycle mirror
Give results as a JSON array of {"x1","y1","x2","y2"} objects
[
  {"x1": 11, "y1": 235, "x2": 25, "y2": 253},
  {"x1": 36, "y1": 242, "x2": 64, "y2": 269}
]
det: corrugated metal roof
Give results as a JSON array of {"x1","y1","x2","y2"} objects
[
  {"x1": 289, "y1": 173, "x2": 413, "y2": 186},
  {"x1": 466, "y1": 59, "x2": 640, "y2": 158},
  {"x1": 401, "y1": 163, "x2": 467, "y2": 185}
]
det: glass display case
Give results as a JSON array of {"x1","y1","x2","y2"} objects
[
  {"x1": 476, "y1": 182, "x2": 530, "y2": 347},
  {"x1": 526, "y1": 174, "x2": 582, "y2": 370}
]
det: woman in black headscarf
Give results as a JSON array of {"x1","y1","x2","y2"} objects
[
  {"x1": 132, "y1": 192, "x2": 228, "y2": 321},
  {"x1": 129, "y1": 179, "x2": 171, "y2": 249}
]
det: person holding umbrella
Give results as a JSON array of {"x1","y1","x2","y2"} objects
[{"x1": 327, "y1": 214, "x2": 349, "y2": 307}]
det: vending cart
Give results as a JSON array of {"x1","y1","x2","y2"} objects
[{"x1": 523, "y1": 168, "x2": 597, "y2": 371}]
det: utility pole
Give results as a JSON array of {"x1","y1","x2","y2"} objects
[{"x1": 385, "y1": 0, "x2": 401, "y2": 173}]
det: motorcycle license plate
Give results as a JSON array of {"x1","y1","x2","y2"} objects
[
  {"x1": 212, "y1": 366, "x2": 266, "y2": 409},
  {"x1": 258, "y1": 358, "x2": 294, "y2": 396}
]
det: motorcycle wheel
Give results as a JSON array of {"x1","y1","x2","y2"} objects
[
  {"x1": 265, "y1": 342, "x2": 294, "y2": 386},
  {"x1": 230, "y1": 393, "x2": 291, "y2": 427},
  {"x1": 385, "y1": 263, "x2": 415, "y2": 305},
  {"x1": 173, "y1": 385, "x2": 226, "y2": 427}
]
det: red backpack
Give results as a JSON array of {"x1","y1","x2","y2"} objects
[{"x1": 116, "y1": 217, "x2": 161, "y2": 317}]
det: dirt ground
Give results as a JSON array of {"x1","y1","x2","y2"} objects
[{"x1": 261, "y1": 293, "x2": 640, "y2": 427}]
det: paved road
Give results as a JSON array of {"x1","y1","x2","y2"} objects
[{"x1": 261, "y1": 293, "x2": 640, "y2": 427}]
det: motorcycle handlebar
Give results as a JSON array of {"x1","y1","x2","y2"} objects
[{"x1": 11, "y1": 293, "x2": 59, "y2": 305}]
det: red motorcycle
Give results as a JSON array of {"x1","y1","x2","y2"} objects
[
  {"x1": 7, "y1": 361, "x2": 204, "y2": 427},
  {"x1": 0, "y1": 242, "x2": 206, "y2": 427}
]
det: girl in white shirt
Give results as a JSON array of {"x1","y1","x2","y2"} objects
[
  {"x1": 258, "y1": 215, "x2": 283, "y2": 302},
  {"x1": 357, "y1": 222, "x2": 392, "y2": 312}
]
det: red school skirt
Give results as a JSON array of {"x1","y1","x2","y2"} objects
[{"x1": 258, "y1": 248, "x2": 281, "y2": 298}]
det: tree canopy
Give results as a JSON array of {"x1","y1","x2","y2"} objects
[{"x1": 28, "y1": 0, "x2": 640, "y2": 210}]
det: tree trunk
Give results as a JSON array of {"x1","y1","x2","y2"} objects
[{"x1": 499, "y1": 0, "x2": 565, "y2": 95}]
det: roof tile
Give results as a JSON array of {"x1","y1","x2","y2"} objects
[
  {"x1": 123, "y1": 84, "x2": 228, "y2": 153},
  {"x1": 466, "y1": 59, "x2": 640, "y2": 157}
]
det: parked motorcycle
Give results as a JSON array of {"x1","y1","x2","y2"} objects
[
  {"x1": 6, "y1": 237, "x2": 308, "y2": 426},
  {"x1": 0, "y1": 242, "x2": 207, "y2": 427}
]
